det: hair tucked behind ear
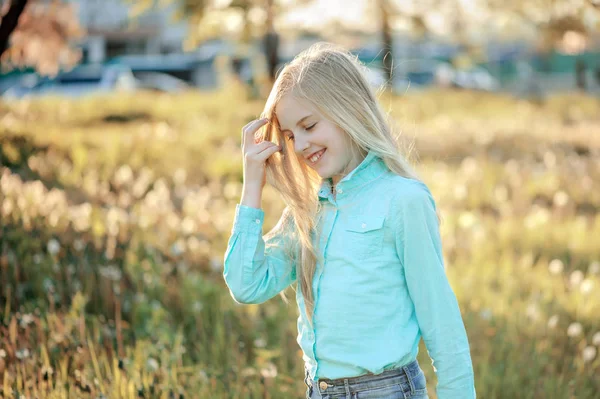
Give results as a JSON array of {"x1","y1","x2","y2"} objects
[{"x1": 257, "y1": 42, "x2": 426, "y2": 327}]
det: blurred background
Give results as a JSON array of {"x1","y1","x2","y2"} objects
[{"x1": 0, "y1": 0, "x2": 599, "y2": 398}]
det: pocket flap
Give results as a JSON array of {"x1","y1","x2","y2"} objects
[{"x1": 345, "y1": 215, "x2": 385, "y2": 233}]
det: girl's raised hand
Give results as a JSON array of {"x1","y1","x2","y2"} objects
[{"x1": 241, "y1": 118, "x2": 282, "y2": 190}]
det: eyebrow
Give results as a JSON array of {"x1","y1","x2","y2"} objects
[{"x1": 280, "y1": 114, "x2": 313, "y2": 133}]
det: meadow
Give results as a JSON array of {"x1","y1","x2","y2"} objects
[{"x1": 0, "y1": 82, "x2": 599, "y2": 398}]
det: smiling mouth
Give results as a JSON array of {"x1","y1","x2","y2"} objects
[{"x1": 308, "y1": 149, "x2": 326, "y2": 165}]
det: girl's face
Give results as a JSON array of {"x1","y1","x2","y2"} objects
[{"x1": 275, "y1": 93, "x2": 362, "y2": 185}]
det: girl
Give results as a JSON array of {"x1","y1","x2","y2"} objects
[{"x1": 223, "y1": 42, "x2": 476, "y2": 399}]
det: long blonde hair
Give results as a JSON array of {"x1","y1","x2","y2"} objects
[{"x1": 257, "y1": 42, "x2": 421, "y2": 327}]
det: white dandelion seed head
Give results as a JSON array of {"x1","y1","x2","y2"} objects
[
  {"x1": 73, "y1": 239, "x2": 86, "y2": 252},
  {"x1": 547, "y1": 315, "x2": 559, "y2": 329},
  {"x1": 553, "y1": 190, "x2": 569, "y2": 207},
  {"x1": 19, "y1": 314, "x2": 34, "y2": 328},
  {"x1": 146, "y1": 358, "x2": 159, "y2": 371},
  {"x1": 33, "y1": 253, "x2": 43, "y2": 264},
  {"x1": 548, "y1": 259, "x2": 564, "y2": 275},
  {"x1": 260, "y1": 362, "x2": 278, "y2": 379},
  {"x1": 567, "y1": 322, "x2": 583, "y2": 338},
  {"x1": 99, "y1": 265, "x2": 122, "y2": 281},
  {"x1": 193, "y1": 301, "x2": 203, "y2": 312},
  {"x1": 592, "y1": 331, "x2": 600, "y2": 346},
  {"x1": 569, "y1": 270, "x2": 584, "y2": 287},
  {"x1": 582, "y1": 346, "x2": 597, "y2": 363},
  {"x1": 15, "y1": 348, "x2": 30, "y2": 360},
  {"x1": 580, "y1": 279, "x2": 594, "y2": 295},
  {"x1": 47, "y1": 239, "x2": 60, "y2": 256}
]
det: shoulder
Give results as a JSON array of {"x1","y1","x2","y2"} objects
[{"x1": 381, "y1": 173, "x2": 434, "y2": 207}]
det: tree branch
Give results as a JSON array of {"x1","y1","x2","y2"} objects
[{"x1": 0, "y1": 0, "x2": 29, "y2": 59}]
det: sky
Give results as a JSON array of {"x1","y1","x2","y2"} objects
[
  {"x1": 209, "y1": 0, "x2": 599, "y2": 45},
  {"x1": 277, "y1": 0, "x2": 374, "y2": 33}
]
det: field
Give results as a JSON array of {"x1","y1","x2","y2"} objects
[{"x1": 1, "y1": 83, "x2": 599, "y2": 398}]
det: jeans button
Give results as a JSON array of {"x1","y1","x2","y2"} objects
[{"x1": 319, "y1": 381, "x2": 328, "y2": 390}]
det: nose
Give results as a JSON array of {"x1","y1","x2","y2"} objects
[{"x1": 294, "y1": 135, "x2": 311, "y2": 156}]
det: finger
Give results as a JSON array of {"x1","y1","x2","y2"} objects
[
  {"x1": 242, "y1": 118, "x2": 269, "y2": 149},
  {"x1": 241, "y1": 119, "x2": 261, "y2": 148},
  {"x1": 252, "y1": 141, "x2": 278, "y2": 154},
  {"x1": 255, "y1": 143, "x2": 282, "y2": 161}
]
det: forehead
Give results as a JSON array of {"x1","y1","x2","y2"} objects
[{"x1": 275, "y1": 94, "x2": 316, "y2": 128}]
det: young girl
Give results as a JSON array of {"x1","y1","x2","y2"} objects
[{"x1": 223, "y1": 42, "x2": 476, "y2": 399}]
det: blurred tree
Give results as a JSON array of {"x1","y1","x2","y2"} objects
[
  {"x1": 0, "y1": 0, "x2": 28, "y2": 60},
  {"x1": 371, "y1": 0, "x2": 441, "y2": 89},
  {"x1": 262, "y1": 0, "x2": 278, "y2": 82},
  {"x1": 0, "y1": 0, "x2": 85, "y2": 76},
  {"x1": 128, "y1": 0, "x2": 311, "y2": 86},
  {"x1": 486, "y1": 0, "x2": 599, "y2": 90},
  {"x1": 488, "y1": 1, "x2": 598, "y2": 51},
  {"x1": 378, "y1": 0, "x2": 393, "y2": 87}
]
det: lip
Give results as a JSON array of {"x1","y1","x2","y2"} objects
[{"x1": 307, "y1": 148, "x2": 326, "y2": 164}]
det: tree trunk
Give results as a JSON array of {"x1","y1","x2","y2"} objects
[
  {"x1": 263, "y1": 0, "x2": 279, "y2": 83},
  {"x1": 379, "y1": 0, "x2": 393, "y2": 87},
  {"x1": 0, "y1": 0, "x2": 29, "y2": 60}
]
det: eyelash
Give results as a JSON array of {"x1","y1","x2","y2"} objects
[{"x1": 285, "y1": 123, "x2": 316, "y2": 141}]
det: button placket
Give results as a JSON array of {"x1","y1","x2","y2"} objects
[{"x1": 310, "y1": 208, "x2": 338, "y2": 381}]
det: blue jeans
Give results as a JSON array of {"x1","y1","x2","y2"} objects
[{"x1": 304, "y1": 359, "x2": 429, "y2": 399}]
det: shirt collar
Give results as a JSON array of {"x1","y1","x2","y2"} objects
[{"x1": 317, "y1": 150, "x2": 387, "y2": 200}]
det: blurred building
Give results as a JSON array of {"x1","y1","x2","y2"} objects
[{"x1": 76, "y1": 0, "x2": 188, "y2": 63}]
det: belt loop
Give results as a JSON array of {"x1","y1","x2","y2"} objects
[
  {"x1": 344, "y1": 378, "x2": 350, "y2": 398},
  {"x1": 402, "y1": 365, "x2": 415, "y2": 395}
]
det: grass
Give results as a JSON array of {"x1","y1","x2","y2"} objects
[{"x1": 1, "y1": 83, "x2": 599, "y2": 398}]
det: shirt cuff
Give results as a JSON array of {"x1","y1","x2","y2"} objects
[{"x1": 232, "y1": 204, "x2": 265, "y2": 234}]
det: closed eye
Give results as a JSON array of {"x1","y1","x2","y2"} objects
[{"x1": 284, "y1": 123, "x2": 315, "y2": 141}]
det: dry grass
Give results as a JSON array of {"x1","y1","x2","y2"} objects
[{"x1": 1, "y1": 85, "x2": 599, "y2": 398}]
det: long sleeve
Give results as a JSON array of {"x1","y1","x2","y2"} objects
[
  {"x1": 223, "y1": 204, "x2": 298, "y2": 305},
  {"x1": 394, "y1": 182, "x2": 476, "y2": 399}
]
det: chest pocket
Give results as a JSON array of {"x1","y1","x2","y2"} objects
[{"x1": 344, "y1": 215, "x2": 386, "y2": 259}]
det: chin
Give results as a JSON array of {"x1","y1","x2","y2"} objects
[{"x1": 316, "y1": 169, "x2": 333, "y2": 179}]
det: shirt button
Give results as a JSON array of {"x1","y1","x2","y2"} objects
[
  {"x1": 255, "y1": 219, "x2": 260, "y2": 224},
  {"x1": 337, "y1": 188, "x2": 343, "y2": 194},
  {"x1": 361, "y1": 222, "x2": 367, "y2": 228},
  {"x1": 319, "y1": 381, "x2": 329, "y2": 390}
]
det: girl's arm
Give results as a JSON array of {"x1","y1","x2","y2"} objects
[
  {"x1": 223, "y1": 204, "x2": 298, "y2": 305},
  {"x1": 395, "y1": 181, "x2": 476, "y2": 399}
]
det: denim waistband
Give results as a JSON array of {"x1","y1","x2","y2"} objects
[{"x1": 305, "y1": 359, "x2": 421, "y2": 397}]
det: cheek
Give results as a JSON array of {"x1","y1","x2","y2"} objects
[{"x1": 319, "y1": 123, "x2": 346, "y2": 143}]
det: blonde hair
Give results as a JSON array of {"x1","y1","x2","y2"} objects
[{"x1": 258, "y1": 42, "x2": 421, "y2": 327}]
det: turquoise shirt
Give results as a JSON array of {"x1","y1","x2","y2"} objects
[{"x1": 223, "y1": 151, "x2": 476, "y2": 399}]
